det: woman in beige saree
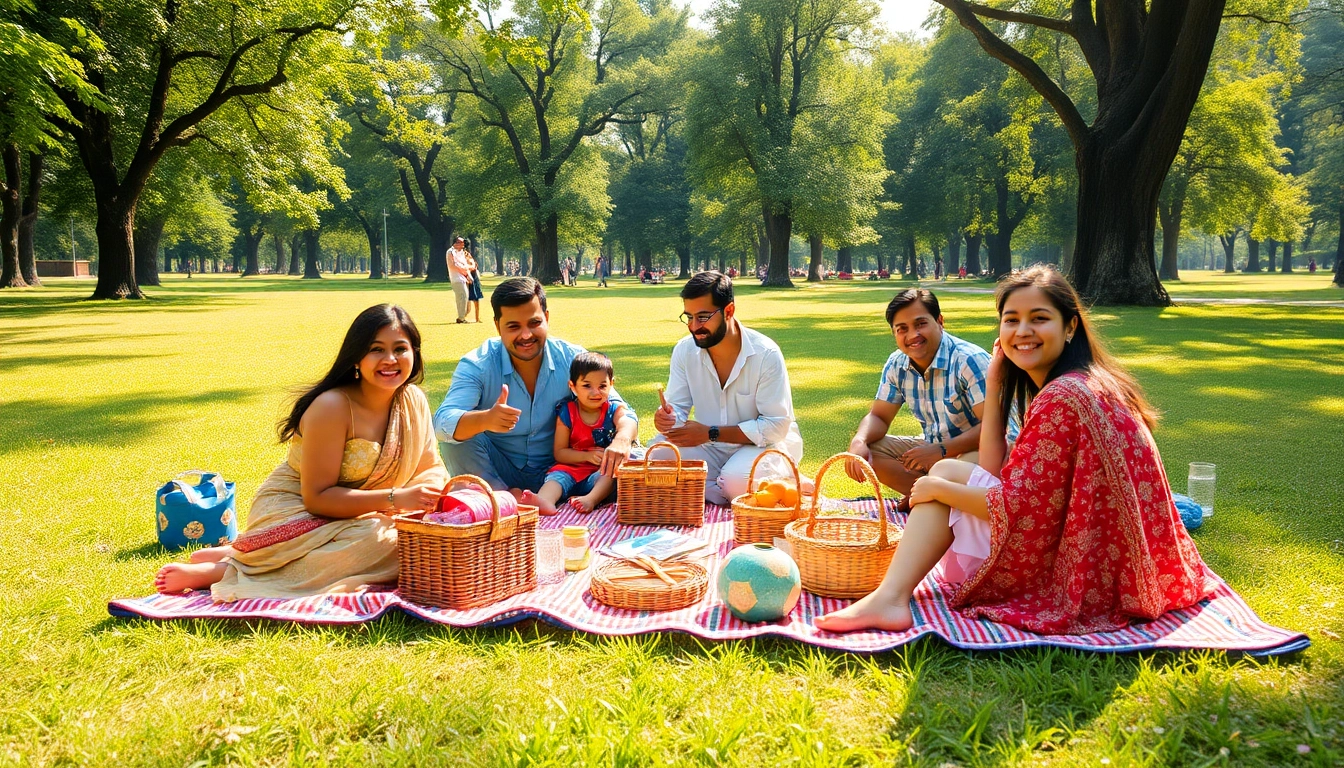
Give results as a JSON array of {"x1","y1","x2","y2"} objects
[{"x1": 155, "y1": 305, "x2": 447, "y2": 600}]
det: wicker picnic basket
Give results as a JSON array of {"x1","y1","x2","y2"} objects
[
  {"x1": 615, "y1": 443, "x2": 707, "y2": 527},
  {"x1": 589, "y1": 558, "x2": 709, "y2": 612},
  {"x1": 395, "y1": 475, "x2": 540, "y2": 610},
  {"x1": 730, "y1": 448, "x2": 804, "y2": 546},
  {"x1": 784, "y1": 453, "x2": 900, "y2": 599}
]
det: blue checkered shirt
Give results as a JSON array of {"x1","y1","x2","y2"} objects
[{"x1": 876, "y1": 332, "x2": 1017, "y2": 444}]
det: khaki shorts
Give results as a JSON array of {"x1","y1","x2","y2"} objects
[{"x1": 869, "y1": 435, "x2": 978, "y2": 474}]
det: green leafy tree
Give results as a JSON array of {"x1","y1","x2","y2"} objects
[{"x1": 686, "y1": 0, "x2": 880, "y2": 287}]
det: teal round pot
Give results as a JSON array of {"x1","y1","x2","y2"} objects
[{"x1": 716, "y1": 543, "x2": 802, "y2": 622}]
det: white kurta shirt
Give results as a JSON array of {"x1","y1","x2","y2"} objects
[{"x1": 663, "y1": 322, "x2": 803, "y2": 452}]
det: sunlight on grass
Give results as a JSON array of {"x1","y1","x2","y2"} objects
[{"x1": 0, "y1": 274, "x2": 1341, "y2": 765}]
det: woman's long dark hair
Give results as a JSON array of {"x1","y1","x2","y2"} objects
[
  {"x1": 278, "y1": 304, "x2": 424, "y2": 442},
  {"x1": 996, "y1": 265, "x2": 1158, "y2": 432}
]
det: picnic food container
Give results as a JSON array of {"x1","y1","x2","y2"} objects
[
  {"x1": 395, "y1": 474, "x2": 539, "y2": 610},
  {"x1": 614, "y1": 443, "x2": 707, "y2": 527},
  {"x1": 784, "y1": 453, "x2": 900, "y2": 599},
  {"x1": 590, "y1": 558, "x2": 709, "y2": 611},
  {"x1": 155, "y1": 470, "x2": 237, "y2": 551},
  {"x1": 730, "y1": 448, "x2": 804, "y2": 546}
]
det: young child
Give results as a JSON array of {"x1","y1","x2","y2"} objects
[{"x1": 522, "y1": 352, "x2": 626, "y2": 515}]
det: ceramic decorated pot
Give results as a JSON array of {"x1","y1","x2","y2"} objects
[{"x1": 716, "y1": 543, "x2": 802, "y2": 622}]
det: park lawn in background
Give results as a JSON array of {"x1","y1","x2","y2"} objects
[
  {"x1": 0, "y1": 274, "x2": 1340, "y2": 766},
  {"x1": 1159, "y1": 270, "x2": 1344, "y2": 303}
]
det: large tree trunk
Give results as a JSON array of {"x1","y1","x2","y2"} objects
[
  {"x1": 1335, "y1": 206, "x2": 1344, "y2": 287},
  {"x1": 946, "y1": 231, "x2": 961, "y2": 275},
  {"x1": 904, "y1": 234, "x2": 918, "y2": 277},
  {"x1": 1244, "y1": 237, "x2": 1261, "y2": 273},
  {"x1": 806, "y1": 233, "x2": 824, "y2": 282},
  {"x1": 762, "y1": 206, "x2": 794, "y2": 287},
  {"x1": 492, "y1": 240, "x2": 504, "y2": 276},
  {"x1": 676, "y1": 244, "x2": 691, "y2": 279},
  {"x1": 412, "y1": 241, "x2": 425, "y2": 278},
  {"x1": 532, "y1": 215, "x2": 561, "y2": 284},
  {"x1": 1158, "y1": 198, "x2": 1182, "y2": 281},
  {"x1": 288, "y1": 234, "x2": 302, "y2": 275},
  {"x1": 837, "y1": 245, "x2": 853, "y2": 273},
  {"x1": 302, "y1": 229, "x2": 321, "y2": 279},
  {"x1": 637, "y1": 247, "x2": 653, "y2": 272},
  {"x1": 133, "y1": 217, "x2": 166, "y2": 287},
  {"x1": 965, "y1": 232, "x2": 982, "y2": 275},
  {"x1": 241, "y1": 229, "x2": 262, "y2": 276},
  {"x1": 91, "y1": 197, "x2": 141, "y2": 298},
  {"x1": 1281, "y1": 241, "x2": 1293, "y2": 273},
  {"x1": 0, "y1": 144, "x2": 25, "y2": 288},
  {"x1": 366, "y1": 228, "x2": 385, "y2": 279},
  {"x1": 1219, "y1": 231, "x2": 1236, "y2": 272},
  {"x1": 17, "y1": 151, "x2": 42, "y2": 286},
  {"x1": 1266, "y1": 239, "x2": 1278, "y2": 272},
  {"x1": 273, "y1": 234, "x2": 285, "y2": 274}
]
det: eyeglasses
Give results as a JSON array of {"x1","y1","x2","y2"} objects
[{"x1": 679, "y1": 308, "x2": 724, "y2": 326}]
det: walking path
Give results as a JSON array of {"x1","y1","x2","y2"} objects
[{"x1": 921, "y1": 282, "x2": 1344, "y2": 308}]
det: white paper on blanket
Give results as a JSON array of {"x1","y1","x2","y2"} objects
[{"x1": 603, "y1": 530, "x2": 709, "y2": 562}]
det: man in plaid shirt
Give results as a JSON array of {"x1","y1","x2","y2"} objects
[{"x1": 846, "y1": 288, "x2": 1009, "y2": 499}]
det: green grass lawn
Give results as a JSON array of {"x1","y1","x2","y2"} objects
[
  {"x1": 1151, "y1": 270, "x2": 1343, "y2": 303},
  {"x1": 1, "y1": 273, "x2": 1341, "y2": 766}
]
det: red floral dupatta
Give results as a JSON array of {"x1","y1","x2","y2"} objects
[{"x1": 951, "y1": 372, "x2": 1215, "y2": 635}]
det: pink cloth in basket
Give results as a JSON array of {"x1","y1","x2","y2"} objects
[{"x1": 424, "y1": 489, "x2": 518, "y2": 525}]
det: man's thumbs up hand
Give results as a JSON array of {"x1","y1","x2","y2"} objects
[{"x1": 486, "y1": 384, "x2": 521, "y2": 433}]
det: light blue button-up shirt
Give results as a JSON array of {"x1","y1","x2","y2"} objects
[
  {"x1": 876, "y1": 331, "x2": 1019, "y2": 443},
  {"x1": 434, "y1": 337, "x2": 635, "y2": 474}
]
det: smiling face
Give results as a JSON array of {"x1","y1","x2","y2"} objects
[
  {"x1": 890, "y1": 302, "x2": 944, "y2": 370},
  {"x1": 682, "y1": 294, "x2": 732, "y2": 349},
  {"x1": 998, "y1": 286, "x2": 1079, "y2": 386},
  {"x1": 569, "y1": 370, "x2": 613, "y2": 410},
  {"x1": 496, "y1": 297, "x2": 549, "y2": 363},
  {"x1": 357, "y1": 325, "x2": 415, "y2": 391}
]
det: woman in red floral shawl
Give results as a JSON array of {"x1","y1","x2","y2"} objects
[{"x1": 817, "y1": 265, "x2": 1213, "y2": 634}]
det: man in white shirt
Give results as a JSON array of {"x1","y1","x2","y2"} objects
[
  {"x1": 653, "y1": 271, "x2": 804, "y2": 505},
  {"x1": 448, "y1": 236, "x2": 472, "y2": 323}
]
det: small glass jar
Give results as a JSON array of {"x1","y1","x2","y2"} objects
[{"x1": 562, "y1": 525, "x2": 591, "y2": 571}]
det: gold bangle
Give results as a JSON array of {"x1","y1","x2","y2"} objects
[{"x1": 388, "y1": 487, "x2": 397, "y2": 508}]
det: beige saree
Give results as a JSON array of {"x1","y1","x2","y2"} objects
[{"x1": 211, "y1": 385, "x2": 447, "y2": 603}]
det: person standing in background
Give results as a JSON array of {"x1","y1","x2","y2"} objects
[{"x1": 448, "y1": 237, "x2": 472, "y2": 324}]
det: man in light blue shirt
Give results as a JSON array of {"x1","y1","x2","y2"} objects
[{"x1": 435, "y1": 278, "x2": 639, "y2": 497}]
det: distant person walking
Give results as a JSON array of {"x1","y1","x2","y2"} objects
[
  {"x1": 449, "y1": 237, "x2": 473, "y2": 324},
  {"x1": 465, "y1": 240, "x2": 484, "y2": 323},
  {"x1": 595, "y1": 255, "x2": 608, "y2": 287}
]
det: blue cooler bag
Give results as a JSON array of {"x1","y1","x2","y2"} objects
[{"x1": 156, "y1": 470, "x2": 238, "y2": 551}]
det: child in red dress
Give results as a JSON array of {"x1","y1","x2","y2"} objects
[{"x1": 523, "y1": 352, "x2": 628, "y2": 514}]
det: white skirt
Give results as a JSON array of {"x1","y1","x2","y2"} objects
[{"x1": 936, "y1": 465, "x2": 1000, "y2": 584}]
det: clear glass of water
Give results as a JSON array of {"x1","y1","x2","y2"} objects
[
  {"x1": 1187, "y1": 462, "x2": 1216, "y2": 519},
  {"x1": 536, "y1": 529, "x2": 566, "y2": 585}
]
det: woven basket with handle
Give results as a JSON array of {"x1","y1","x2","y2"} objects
[
  {"x1": 615, "y1": 443, "x2": 707, "y2": 527},
  {"x1": 589, "y1": 558, "x2": 709, "y2": 611},
  {"x1": 730, "y1": 447, "x2": 803, "y2": 546},
  {"x1": 395, "y1": 474, "x2": 539, "y2": 610},
  {"x1": 784, "y1": 453, "x2": 900, "y2": 599}
]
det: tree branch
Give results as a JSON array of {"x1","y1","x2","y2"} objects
[{"x1": 959, "y1": 1, "x2": 1073, "y2": 33}]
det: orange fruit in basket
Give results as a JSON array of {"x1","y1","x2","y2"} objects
[
  {"x1": 778, "y1": 484, "x2": 800, "y2": 508},
  {"x1": 765, "y1": 480, "x2": 791, "y2": 507},
  {"x1": 753, "y1": 487, "x2": 780, "y2": 507}
]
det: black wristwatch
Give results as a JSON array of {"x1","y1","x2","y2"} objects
[{"x1": 708, "y1": 426, "x2": 720, "y2": 443}]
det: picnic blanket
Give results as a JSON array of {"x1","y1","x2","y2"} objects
[{"x1": 109, "y1": 500, "x2": 1309, "y2": 657}]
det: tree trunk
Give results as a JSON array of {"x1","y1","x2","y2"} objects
[
  {"x1": 1281, "y1": 241, "x2": 1293, "y2": 273},
  {"x1": 421, "y1": 226, "x2": 452, "y2": 284},
  {"x1": 303, "y1": 229, "x2": 321, "y2": 279},
  {"x1": 904, "y1": 234, "x2": 918, "y2": 277},
  {"x1": 288, "y1": 235, "x2": 302, "y2": 275},
  {"x1": 762, "y1": 206, "x2": 794, "y2": 287},
  {"x1": 1219, "y1": 231, "x2": 1236, "y2": 273},
  {"x1": 946, "y1": 232, "x2": 961, "y2": 275},
  {"x1": 1266, "y1": 239, "x2": 1278, "y2": 272},
  {"x1": 133, "y1": 217, "x2": 166, "y2": 287},
  {"x1": 1158, "y1": 198, "x2": 1182, "y2": 281},
  {"x1": 638, "y1": 247, "x2": 653, "y2": 272},
  {"x1": 492, "y1": 240, "x2": 504, "y2": 276},
  {"x1": 274, "y1": 234, "x2": 285, "y2": 273},
  {"x1": 1244, "y1": 237, "x2": 1261, "y2": 273},
  {"x1": 90, "y1": 196, "x2": 141, "y2": 298},
  {"x1": 676, "y1": 244, "x2": 691, "y2": 279},
  {"x1": 1335, "y1": 205, "x2": 1344, "y2": 287},
  {"x1": 0, "y1": 144, "x2": 25, "y2": 288},
  {"x1": 241, "y1": 228, "x2": 262, "y2": 276},
  {"x1": 366, "y1": 229, "x2": 385, "y2": 279},
  {"x1": 965, "y1": 232, "x2": 982, "y2": 275},
  {"x1": 806, "y1": 233, "x2": 824, "y2": 282},
  {"x1": 412, "y1": 241, "x2": 425, "y2": 278},
  {"x1": 17, "y1": 151, "x2": 42, "y2": 286},
  {"x1": 837, "y1": 245, "x2": 853, "y2": 273},
  {"x1": 532, "y1": 215, "x2": 561, "y2": 284}
]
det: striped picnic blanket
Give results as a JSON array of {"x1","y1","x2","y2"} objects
[{"x1": 109, "y1": 500, "x2": 1309, "y2": 657}]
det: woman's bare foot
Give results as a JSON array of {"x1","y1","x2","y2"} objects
[
  {"x1": 520, "y1": 490, "x2": 558, "y2": 516},
  {"x1": 813, "y1": 590, "x2": 914, "y2": 633},
  {"x1": 155, "y1": 562, "x2": 228, "y2": 595},
  {"x1": 188, "y1": 545, "x2": 235, "y2": 564},
  {"x1": 571, "y1": 493, "x2": 601, "y2": 513}
]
